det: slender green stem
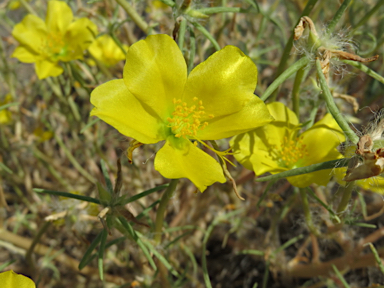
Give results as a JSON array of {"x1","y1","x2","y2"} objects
[
  {"x1": 25, "y1": 221, "x2": 51, "y2": 273},
  {"x1": 342, "y1": 60, "x2": 384, "y2": 85},
  {"x1": 256, "y1": 158, "x2": 349, "y2": 182},
  {"x1": 110, "y1": 32, "x2": 127, "y2": 56},
  {"x1": 292, "y1": 66, "x2": 306, "y2": 116},
  {"x1": 154, "y1": 179, "x2": 179, "y2": 244},
  {"x1": 270, "y1": 0, "x2": 318, "y2": 101},
  {"x1": 115, "y1": 0, "x2": 149, "y2": 34},
  {"x1": 196, "y1": 7, "x2": 241, "y2": 14},
  {"x1": 178, "y1": 18, "x2": 187, "y2": 51},
  {"x1": 337, "y1": 181, "x2": 355, "y2": 215},
  {"x1": 19, "y1": 0, "x2": 38, "y2": 16},
  {"x1": 327, "y1": 0, "x2": 352, "y2": 34},
  {"x1": 299, "y1": 188, "x2": 318, "y2": 236},
  {"x1": 315, "y1": 59, "x2": 359, "y2": 144},
  {"x1": 192, "y1": 22, "x2": 220, "y2": 51},
  {"x1": 187, "y1": 29, "x2": 196, "y2": 75},
  {"x1": 51, "y1": 131, "x2": 97, "y2": 183},
  {"x1": 261, "y1": 57, "x2": 309, "y2": 101}
]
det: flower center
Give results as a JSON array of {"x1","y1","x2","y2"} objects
[
  {"x1": 40, "y1": 33, "x2": 67, "y2": 60},
  {"x1": 272, "y1": 136, "x2": 309, "y2": 169},
  {"x1": 167, "y1": 97, "x2": 213, "y2": 139}
]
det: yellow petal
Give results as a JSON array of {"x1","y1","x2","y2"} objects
[
  {"x1": 11, "y1": 46, "x2": 38, "y2": 63},
  {"x1": 88, "y1": 35, "x2": 126, "y2": 67},
  {"x1": 287, "y1": 169, "x2": 335, "y2": 188},
  {"x1": 300, "y1": 114, "x2": 345, "y2": 167},
  {"x1": 154, "y1": 137, "x2": 226, "y2": 192},
  {"x1": 230, "y1": 130, "x2": 286, "y2": 176},
  {"x1": 65, "y1": 18, "x2": 98, "y2": 54},
  {"x1": 199, "y1": 96, "x2": 273, "y2": 140},
  {"x1": 183, "y1": 45, "x2": 258, "y2": 119},
  {"x1": 90, "y1": 79, "x2": 164, "y2": 144},
  {"x1": 0, "y1": 270, "x2": 36, "y2": 288},
  {"x1": 12, "y1": 14, "x2": 47, "y2": 54},
  {"x1": 45, "y1": 1, "x2": 73, "y2": 34},
  {"x1": 288, "y1": 114, "x2": 345, "y2": 187},
  {"x1": 35, "y1": 60, "x2": 63, "y2": 79},
  {"x1": 266, "y1": 102, "x2": 299, "y2": 126},
  {"x1": 123, "y1": 34, "x2": 187, "y2": 121}
]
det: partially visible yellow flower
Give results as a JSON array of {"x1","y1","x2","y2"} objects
[
  {"x1": 8, "y1": 0, "x2": 31, "y2": 10},
  {"x1": 88, "y1": 35, "x2": 128, "y2": 67},
  {"x1": 0, "y1": 270, "x2": 36, "y2": 288},
  {"x1": 90, "y1": 34, "x2": 273, "y2": 192},
  {"x1": 12, "y1": 1, "x2": 97, "y2": 79},
  {"x1": 0, "y1": 94, "x2": 13, "y2": 125},
  {"x1": 230, "y1": 102, "x2": 345, "y2": 188},
  {"x1": 33, "y1": 126, "x2": 53, "y2": 142}
]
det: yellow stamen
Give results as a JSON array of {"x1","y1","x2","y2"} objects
[{"x1": 167, "y1": 98, "x2": 213, "y2": 139}]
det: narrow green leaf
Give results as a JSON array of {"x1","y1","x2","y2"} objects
[
  {"x1": 0, "y1": 162, "x2": 13, "y2": 174},
  {"x1": 342, "y1": 60, "x2": 384, "y2": 85},
  {"x1": 192, "y1": 22, "x2": 220, "y2": 51},
  {"x1": 366, "y1": 243, "x2": 384, "y2": 275},
  {"x1": 256, "y1": 180, "x2": 276, "y2": 209},
  {"x1": 78, "y1": 230, "x2": 104, "y2": 270},
  {"x1": 117, "y1": 217, "x2": 157, "y2": 270},
  {"x1": 261, "y1": 57, "x2": 310, "y2": 101},
  {"x1": 98, "y1": 229, "x2": 108, "y2": 280},
  {"x1": 138, "y1": 232, "x2": 180, "y2": 277},
  {"x1": 0, "y1": 260, "x2": 16, "y2": 270},
  {"x1": 80, "y1": 118, "x2": 100, "y2": 134},
  {"x1": 0, "y1": 102, "x2": 19, "y2": 111},
  {"x1": 307, "y1": 188, "x2": 340, "y2": 223},
  {"x1": 196, "y1": 7, "x2": 241, "y2": 14},
  {"x1": 34, "y1": 188, "x2": 101, "y2": 205},
  {"x1": 123, "y1": 184, "x2": 168, "y2": 205},
  {"x1": 100, "y1": 159, "x2": 113, "y2": 194},
  {"x1": 349, "y1": 222, "x2": 376, "y2": 228},
  {"x1": 237, "y1": 249, "x2": 265, "y2": 256},
  {"x1": 332, "y1": 264, "x2": 350, "y2": 288}
]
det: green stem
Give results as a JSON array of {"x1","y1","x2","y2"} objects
[
  {"x1": 154, "y1": 179, "x2": 179, "y2": 244},
  {"x1": 255, "y1": 158, "x2": 349, "y2": 182},
  {"x1": 25, "y1": 221, "x2": 51, "y2": 273},
  {"x1": 261, "y1": 57, "x2": 309, "y2": 101},
  {"x1": 178, "y1": 18, "x2": 187, "y2": 51},
  {"x1": 196, "y1": 7, "x2": 241, "y2": 14},
  {"x1": 115, "y1": 0, "x2": 149, "y2": 34},
  {"x1": 292, "y1": 66, "x2": 306, "y2": 116},
  {"x1": 315, "y1": 59, "x2": 359, "y2": 144},
  {"x1": 342, "y1": 60, "x2": 384, "y2": 85},
  {"x1": 337, "y1": 181, "x2": 355, "y2": 215},
  {"x1": 187, "y1": 28, "x2": 196, "y2": 75},
  {"x1": 192, "y1": 22, "x2": 220, "y2": 51},
  {"x1": 327, "y1": 0, "x2": 352, "y2": 34},
  {"x1": 299, "y1": 188, "x2": 318, "y2": 236},
  {"x1": 270, "y1": 0, "x2": 319, "y2": 101},
  {"x1": 19, "y1": 0, "x2": 38, "y2": 16}
]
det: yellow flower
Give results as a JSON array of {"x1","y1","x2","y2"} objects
[
  {"x1": 90, "y1": 34, "x2": 273, "y2": 192},
  {"x1": 88, "y1": 35, "x2": 128, "y2": 67},
  {"x1": 11, "y1": 1, "x2": 97, "y2": 79},
  {"x1": 230, "y1": 102, "x2": 345, "y2": 188},
  {"x1": 0, "y1": 270, "x2": 36, "y2": 288}
]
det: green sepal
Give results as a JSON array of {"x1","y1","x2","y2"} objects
[{"x1": 97, "y1": 182, "x2": 111, "y2": 204}]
